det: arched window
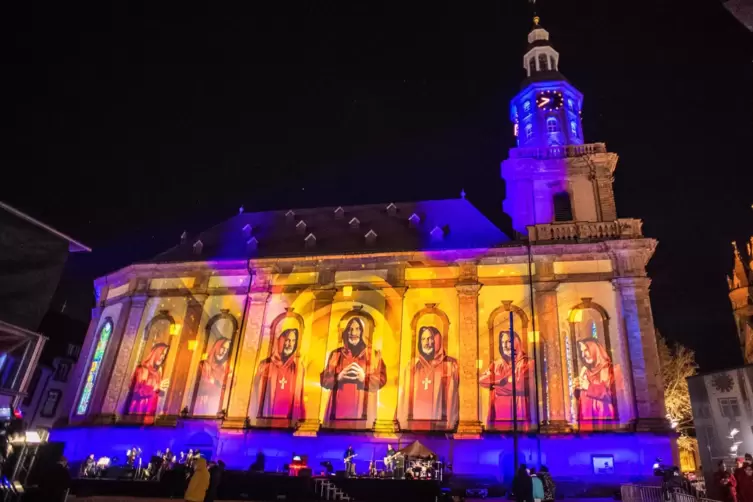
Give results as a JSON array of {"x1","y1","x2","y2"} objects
[
  {"x1": 546, "y1": 117, "x2": 560, "y2": 133},
  {"x1": 553, "y1": 191, "x2": 573, "y2": 221},
  {"x1": 567, "y1": 300, "x2": 617, "y2": 424},
  {"x1": 525, "y1": 123, "x2": 533, "y2": 139},
  {"x1": 76, "y1": 318, "x2": 114, "y2": 415},
  {"x1": 567, "y1": 98, "x2": 575, "y2": 111},
  {"x1": 191, "y1": 310, "x2": 239, "y2": 416},
  {"x1": 529, "y1": 57, "x2": 536, "y2": 74},
  {"x1": 549, "y1": 56, "x2": 556, "y2": 70},
  {"x1": 523, "y1": 100, "x2": 531, "y2": 112},
  {"x1": 538, "y1": 54, "x2": 549, "y2": 71},
  {"x1": 570, "y1": 120, "x2": 578, "y2": 137}
]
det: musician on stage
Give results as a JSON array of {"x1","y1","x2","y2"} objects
[
  {"x1": 81, "y1": 454, "x2": 96, "y2": 477},
  {"x1": 384, "y1": 445, "x2": 397, "y2": 472},
  {"x1": 344, "y1": 445, "x2": 356, "y2": 477}
]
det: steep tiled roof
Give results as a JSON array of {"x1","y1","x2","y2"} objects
[{"x1": 149, "y1": 199, "x2": 509, "y2": 263}]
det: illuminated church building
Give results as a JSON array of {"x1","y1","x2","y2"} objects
[{"x1": 57, "y1": 18, "x2": 673, "y2": 481}]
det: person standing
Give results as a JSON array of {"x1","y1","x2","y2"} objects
[
  {"x1": 513, "y1": 464, "x2": 534, "y2": 502},
  {"x1": 185, "y1": 458, "x2": 210, "y2": 502},
  {"x1": 530, "y1": 468, "x2": 544, "y2": 502},
  {"x1": 204, "y1": 460, "x2": 225, "y2": 502},
  {"x1": 344, "y1": 445, "x2": 356, "y2": 477},
  {"x1": 738, "y1": 464, "x2": 753, "y2": 502},
  {"x1": 538, "y1": 466, "x2": 556, "y2": 502},
  {"x1": 39, "y1": 456, "x2": 71, "y2": 502}
]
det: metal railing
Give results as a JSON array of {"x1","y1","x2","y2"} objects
[{"x1": 621, "y1": 484, "x2": 719, "y2": 502}]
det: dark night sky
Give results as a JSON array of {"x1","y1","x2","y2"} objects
[{"x1": 3, "y1": 1, "x2": 752, "y2": 371}]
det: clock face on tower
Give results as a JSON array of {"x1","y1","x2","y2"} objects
[{"x1": 536, "y1": 90, "x2": 564, "y2": 111}]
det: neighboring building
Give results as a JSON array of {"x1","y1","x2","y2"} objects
[
  {"x1": 21, "y1": 311, "x2": 86, "y2": 429},
  {"x1": 729, "y1": 239, "x2": 753, "y2": 363},
  {"x1": 724, "y1": 0, "x2": 753, "y2": 31},
  {"x1": 0, "y1": 201, "x2": 90, "y2": 415},
  {"x1": 688, "y1": 366, "x2": 753, "y2": 497},
  {"x1": 56, "y1": 17, "x2": 671, "y2": 486}
]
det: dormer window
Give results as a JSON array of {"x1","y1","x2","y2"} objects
[
  {"x1": 546, "y1": 117, "x2": 559, "y2": 133},
  {"x1": 538, "y1": 54, "x2": 549, "y2": 71},
  {"x1": 525, "y1": 123, "x2": 533, "y2": 139},
  {"x1": 523, "y1": 101, "x2": 531, "y2": 113}
]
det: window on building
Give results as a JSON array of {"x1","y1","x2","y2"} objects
[
  {"x1": 719, "y1": 397, "x2": 741, "y2": 418},
  {"x1": 76, "y1": 319, "x2": 114, "y2": 416},
  {"x1": 523, "y1": 101, "x2": 531, "y2": 112},
  {"x1": 40, "y1": 389, "x2": 62, "y2": 418},
  {"x1": 525, "y1": 123, "x2": 533, "y2": 139},
  {"x1": 538, "y1": 54, "x2": 549, "y2": 71},
  {"x1": 549, "y1": 56, "x2": 556, "y2": 70},
  {"x1": 546, "y1": 117, "x2": 559, "y2": 133},
  {"x1": 553, "y1": 191, "x2": 573, "y2": 221},
  {"x1": 54, "y1": 362, "x2": 70, "y2": 382},
  {"x1": 568, "y1": 98, "x2": 575, "y2": 111},
  {"x1": 570, "y1": 120, "x2": 578, "y2": 137},
  {"x1": 529, "y1": 57, "x2": 536, "y2": 74}
]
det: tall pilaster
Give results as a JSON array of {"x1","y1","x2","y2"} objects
[
  {"x1": 374, "y1": 284, "x2": 405, "y2": 435},
  {"x1": 165, "y1": 293, "x2": 208, "y2": 416},
  {"x1": 226, "y1": 290, "x2": 271, "y2": 426},
  {"x1": 104, "y1": 294, "x2": 148, "y2": 416},
  {"x1": 455, "y1": 277, "x2": 482, "y2": 438},
  {"x1": 612, "y1": 276, "x2": 666, "y2": 430},
  {"x1": 533, "y1": 281, "x2": 570, "y2": 432}
]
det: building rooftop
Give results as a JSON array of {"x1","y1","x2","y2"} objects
[
  {"x1": 0, "y1": 201, "x2": 91, "y2": 253},
  {"x1": 148, "y1": 198, "x2": 511, "y2": 263}
]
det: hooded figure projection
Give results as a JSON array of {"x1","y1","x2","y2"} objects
[
  {"x1": 127, "y1": 343, "x2": 170, "y2": 415},
  {"x1": 479, "y1": 330, "x2": 534, "y2": 423},
  {"x1": 193, "y1": 337, "x2": 232, "y2": 415},
  {"x1": 574, "y1": 338, "x2": 615, "y2": 420},
  {"x1": 253, "y1": 328, "x2": 306, "y2": 420},
  {"x1": 398, "y1": 326, "x2": 459, "y2": 427},
  {"x1": 321, "y1": 317, "x2": 386, "y2": 421}
]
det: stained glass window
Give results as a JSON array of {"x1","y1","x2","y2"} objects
[
  {"x1": 76, "y1": 319, "x2": 113, "y2": 416},
  {"x1": 591, "y1": 320, "x2": 598, "y2": 339}
]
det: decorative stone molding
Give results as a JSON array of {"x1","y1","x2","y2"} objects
[
  {"x1": 527, "y1": 219, "x2": 644, "y2": 243},
  {"x1": 605, "y1": 239, "x2": 657, "y2": 277},
  {"x1": 509, "y1": 142, "x2": 607, "y2": 160}
]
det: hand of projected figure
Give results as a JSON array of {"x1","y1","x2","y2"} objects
[
  {"x1": 349, "y1": 364, "x2": 366, "y2": 384},
  {"x1": 579, "y1": 374, "x2": 590, "y2": 391},
  {"x1": 338, "y1": 363, "x2": 359, "y2": 381}
]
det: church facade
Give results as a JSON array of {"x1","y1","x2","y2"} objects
[{"x1": 55, "y1": 18, "x2": 673, "y2": 483}]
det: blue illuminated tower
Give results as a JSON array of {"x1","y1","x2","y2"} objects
[
  {"x1": 502, "y1": 16, "x2": 619, "y2": 237},
  {"x1": 511, "y1": 16, "x2": 583, "y2": 148}
]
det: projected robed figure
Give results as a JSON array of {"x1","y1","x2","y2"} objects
[
  {"x1": 399, "y1": 326, "x2": 459, "y2": 425},
  {"x1": 254, "y1": 328, "x2": 306, "y2": 420},
  {"x1": 321, "y1": 316, "x2": 386, "y2": 420},
  {"x1": 574, "y1": 338, "x2": 615, "y2": 420},
  {"x1": 479, "y1": 330, "x2": 533, "y2": 423}
]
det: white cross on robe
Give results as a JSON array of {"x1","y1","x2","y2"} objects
[
  {"x1": 422, "y1": 376, "x2": 431, "y2": 391},
  {"x1": 279, "y1": 377, "x2": 287, "y2": 389}
]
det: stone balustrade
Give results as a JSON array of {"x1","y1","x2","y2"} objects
[
  {"x1": 527, "y1": 218, "x2": 644, "y2": 242},
  {"x1": 509, "y1": 142, "x2": 608, "y2": 159}
]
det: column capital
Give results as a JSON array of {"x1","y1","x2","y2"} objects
[
  {"x1": 455, "y1": 283, "x2": 482, "y2": 297},
  {"x1": 612, "y1": 276, "x2": 652, "y2": 293},
  {"x1": 248, "y1": 291, "x2": 271, "y2": 304},
  {"x1": 533, "y1": 281, "x2": 559, "y2": 293},
  {"x1": 312, "y1": 288, "x2": 337, "y2": 303}
]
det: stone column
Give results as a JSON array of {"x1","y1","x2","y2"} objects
[
  {"x1": 106, "y1": 295, "x2": 149, "y2": 416},
  {"x1": 225, "y1": 290, "x2": 271, "y2": 427},
  {"x1": 295, "y1": 287, "x2": 336, "y2": 436},
  {"x1": 64, "y1": 306, "x2": 103, "y2": 423},
  {"x1": 533, "y1": 281, "x2": 570, "y2": 433},
  {"x1": 374, "y1": 286, "x2": 405, "y2": 435},
  {"x1": 613, "y1": 276, "x2": 666, "y2": 430},
  {"x1": 455, "y1": 282, "x2": 482, "y2": 439},
  {"x1": 165, "y1": 294, "x2": 208, "y2": 416}
]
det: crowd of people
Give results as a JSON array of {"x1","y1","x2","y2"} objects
[
  {"x1": 512, "y1": 464, "x2": 556, "y2": 502},
  {"x1": 715, "y1": 455, "x2": 753, "y2": 502}
]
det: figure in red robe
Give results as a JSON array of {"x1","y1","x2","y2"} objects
[
  {"x1": 321, "y1": 317, "x2": 386, "y2": 421},
  {"x1": 193, "y1": 337, "x2": 232, "y2": 415},
  {"x1": 479, "y1": 330, "x2": 534, "y2": 424},
  {"x1": 253, "y1": 328, "x2": 306, "y2": 421},
  {"x1": 574, "y1": 338, "x2": 615, "y2": 420},
  {"x1": 398, "y1": 326, "x2": 459, "y2": 428},
  {"x1": 127, "y1": 343, "x2": 170, "y2": 415}
]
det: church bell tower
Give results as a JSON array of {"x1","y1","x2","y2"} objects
[{"x1": 502, "y1": 16, "x2": 620, "y2": 237}]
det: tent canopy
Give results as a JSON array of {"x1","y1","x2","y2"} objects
[{"x1": 398, "y1": 440, "x2": 436, "y2": 459}]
